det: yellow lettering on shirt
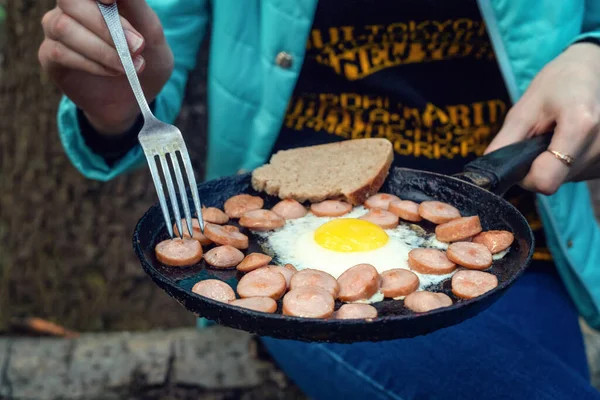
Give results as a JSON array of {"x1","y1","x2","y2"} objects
[
  {"x1": 284, "y1": 94, "x2": 507, "y2": 160},
  {"x1": 307, "y1": 18, "x2": 494, "y2": 80}
]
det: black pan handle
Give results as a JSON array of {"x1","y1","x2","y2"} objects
[{"x1": 454, "y1": 134, "x2": 552, "y2": 196}]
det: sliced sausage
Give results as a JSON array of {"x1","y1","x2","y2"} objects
[
  {"x1": 290, "y1": 269, "x2": 340, "y2": 298},
  {"x1": 237, "y1": 268, "x2": 287, "y2": 300},
  {"x1": 202, "y1": 207, "x2": 229, "y2": 225},
  {"x1": 404, "y1": 291, "x2": 453, "y2": 313},
  {"x1": 380, "y1": 269, "x2": 420, "y2": 298},
  {"x1": 282, "y1": 286, "x2": 335, "y2": 318},
  {"x1": 191, "y1": 279, "x2": 235, "y2": 303},
  {"x1": 155, "y1": 238, "x2": 203, "y2": 267},
  {"x1": 408, "y1": 248, "x2": 457, "y2": 275},
  {"x1": 452, "y1": 270, "x2": 498, "y2": 299},
  {"x1": 173, "y1": 219, "x2": 212, "y2": 246},
  {"x1": 447, "y1": 242, "x2": 493, "y2": 270},
  {"x1": 236, "y1": 253, "x2": 272, "y2": 273},
  {"x1": 435, "y1": 216, "x2": 482, "y2": 243},
  {"x1": 472, "y1": 230, "x2": 514, "y2": 254},
  {"x1": 272, "y1": 199, "x2": 308, "y2": 220},
  {"x1": 337, "y1": 264, "x2": 381, "y2": 302},
  {"x1": 418, "y1": 201, "x2": 461, "y2": 224},
  {"x1": 284, "y1": 263, "x2": 298, "y2": 272},
  {"x1": 224, "y1": 194, "x2": 264, "y2": 218},
  {"x1": 358, "y1": 209, "x2": 399, "y2": 229},
  {"x1": 364, "y1": 193, "x2": 402, "y2": 210},
  {"x1": 229, "y1": 297, "x2": 277, "y2": 313},
  {"x1": 389, "y1": 200, "x2": 422, "y2": 222},
  {"x1": 268, "y1": 265, "x2": 296, "y2": 288},
  {"x1": 335, "y1": 304, "x2": 378, "y2": 320},
  {"x1": 239, "y1": 209, "x2": 286, "y2": 231},
  {"x1": 204, "y1": 245, "x2": 245, "y2": 269},
  {"x1": 204, "y1": 223, "x2": 249, "y2": 249},
  {"x1": 310, "y1": 200, "x2": 352, "y2": 217},
  {"x1": 222, "y1": 225, "x2": 240, "y2": 233}
]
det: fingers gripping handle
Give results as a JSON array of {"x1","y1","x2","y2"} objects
[
  {"x1": 97, "y1": 2, "x2": 152, "y2": 120},
  {"x1": 455, "y1": 134, "x2": 553, "y2": 195}
]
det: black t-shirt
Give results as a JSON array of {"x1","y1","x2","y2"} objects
[{"x1": 272, "y1": 0, "x2": 552, "y2": 262}]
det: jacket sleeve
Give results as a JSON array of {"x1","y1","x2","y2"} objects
[
  {"x1": 572, "y1": 0, "x2": 600, "y2": 43},
  {"x1": 57, "y1": 0, "x2": 209, "y2": 182}
]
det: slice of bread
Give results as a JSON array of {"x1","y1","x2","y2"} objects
[{"x1": 251, "y1": 139, "x2": 394, "y2": 205}]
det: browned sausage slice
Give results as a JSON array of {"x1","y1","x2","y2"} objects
[
  {"x1": 284, "y1": 263, "x2": 298, "y2": 272},
  {"x1": 337, "y1": 264, "x2": 381, "y2": 302},
  {"x1": 364, "y1": 193, "x2": 402, "y2": 210},
  {"x1": 447, "y1": 242, "x2": 493, "y2": 270},
  {"x1": 408, "y1": 248, "x2": 457, "y2": 275},
  {"x1": 472, "y1": 230, "x2": 514, "y2": 254},
  {"x1": 272, "y1": 199, "x2": 308, "y2": 220},
  {"x1": 236, "y1": 253, "x2": 273, "y2": 273},
  {"x1": 452, "y1": 270, "x2": 498, "y2": 299},
  {"x1": 268, "y1": 265, "x2": 296, "y2": 288},
  {"x1": 202, "y1": 207, "x2": 229, "y2": 224},
  {"x1": 418, "y1": 201, "x2": 461, "y2": 224},
  {"x1": 404, "y1": 291, "x2": 453, "y2": 312},
  {"x1": 380, "y1": 269, "x2": 420, "y2": 298},
  {"x1": 204, "y1": 223, "x2": 249, "y2": 249},
  {"x1": 358, "y1": 209, "x2": 399, "y2": 229},
  {"x1": 435, "y1": 216, "x2": 482, "y2": 243},
  {"x1": 310, "y1": 200, "x2": 353, "y2": 217},
  {"x1": 237, "y1": 268, "x2": 287, "y2": 300},
  {"x1": 173, "y1": 219, "x2": 212, "y2": 246},
  {"x1": 239, "y1": 209, "x2": 286, "y2": 231},
  {"x1": 229, "y1": 297, "x2": 277, "y2": 313},
  {"x1": 204, "y1": 245, "x2": 245, "y2": 269},
  {"x1": 191, "y1": 279, "x2": 235, "y2": 303},
  {"x1": 334, "y1": 304, "x2": 378, "y2": 320},
  {"x1": 156, "y1": 238, "x2": 203, "y2": 267},
  {"x1": 222, "y1": 225, "x2": 240, "y2": 233},
  {"x1": 282, "y1": 286, "x2": 335, "y2": 318},
  {"x1": 290, "y1": 269, "x2": 340, "y2": 298},
  {"x1": 224, "y1": 194, "x2": 264, "y2": 218},
  {"x1": 388, "y1": 200, "x2": 422, "y2": 222}
]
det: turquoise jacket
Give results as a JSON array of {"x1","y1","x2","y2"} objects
[{"x1": 57, "y1": 0, "x2": 600, "y2": 328}]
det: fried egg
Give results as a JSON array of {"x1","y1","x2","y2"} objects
[{"x1": 256, "y1": 206, "x2": 454, "y2": 292}]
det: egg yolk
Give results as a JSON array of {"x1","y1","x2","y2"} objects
[{"x1": 313, "y1": 218, "x2": 389, "y2": 252}]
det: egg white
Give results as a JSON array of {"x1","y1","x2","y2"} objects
[{"x1": 256, "y1": 206, "x2": 457, "y2": 293}]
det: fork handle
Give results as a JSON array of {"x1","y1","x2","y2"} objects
[{"x1": 97, "y1": 2, "x2": 153, "y2": 121}]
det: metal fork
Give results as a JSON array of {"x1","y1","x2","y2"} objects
[{"x1": 98, "y1": 1, "x2": 204, "y2": 238}]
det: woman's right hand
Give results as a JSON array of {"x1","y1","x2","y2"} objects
[{"x1": 39, "y1": 0, "x2": 174, "y2": 135}]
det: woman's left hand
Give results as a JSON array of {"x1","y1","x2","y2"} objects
[{"x1": 485, "y1": 42, "x2": 600, "y2": 195}]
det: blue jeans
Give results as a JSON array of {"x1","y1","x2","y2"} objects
[{"x1": 261, "y1": 263, "x2": 600, "y2": 400}]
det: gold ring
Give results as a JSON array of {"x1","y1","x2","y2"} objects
[{"x1": 547, "y1": 149, "x2": 575, "y2": 167}]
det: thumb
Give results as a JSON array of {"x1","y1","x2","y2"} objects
[{"x1": 484, "y1": 102, "x2": 548, "y2": 154}]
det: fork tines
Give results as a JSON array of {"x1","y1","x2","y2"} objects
[{"x1": 144, "y1": 148, "x2": 204, "y2": 240}]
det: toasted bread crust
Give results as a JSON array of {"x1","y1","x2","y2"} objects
[
  {"x1": 345, "y1": 149, "x2": 393, "y2": 204},
  {"x1": 251, "y1": 139, "x2": 393, "y2": 205}
]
